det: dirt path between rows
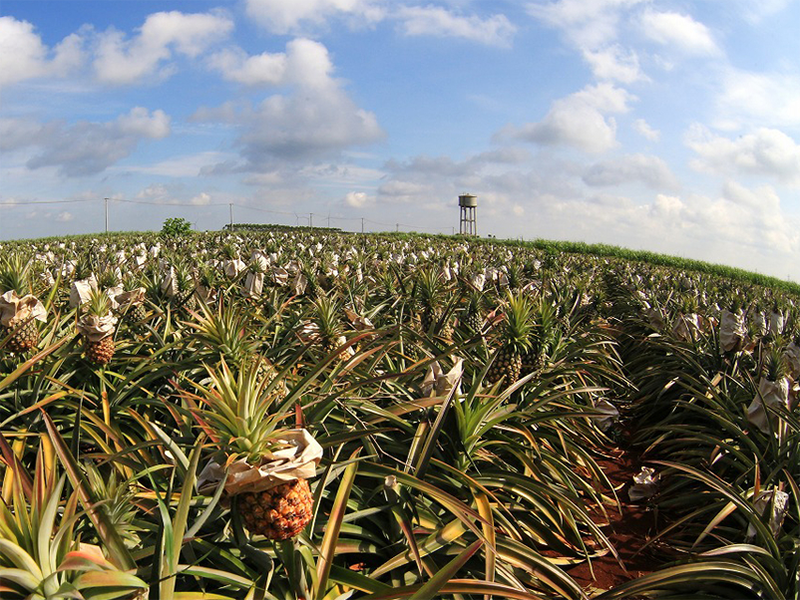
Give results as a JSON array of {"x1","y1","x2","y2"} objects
[{"x1": 567, "y1": 445, "x2": 662, "y2": 595}]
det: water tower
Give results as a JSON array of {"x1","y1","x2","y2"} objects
[{"x1": 458, "y1": 194, "x2": 477, "y2": 236}]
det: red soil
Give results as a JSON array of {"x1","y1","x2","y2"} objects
[{"x1": 567, "y1": 447, "x2": 662, "y2": 594}]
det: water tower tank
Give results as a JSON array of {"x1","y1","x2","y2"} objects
[
  {"x1": 458, "y1": 194, "x2": 477, "y2": 235},
  {"x1": 458, "y1": 194, "x2": 478, "y2": 208}
]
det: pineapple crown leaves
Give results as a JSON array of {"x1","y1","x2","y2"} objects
[
  {"x1": 414, "y1": 268, "x2": 443, "y2": 308},
  {"x1": 499, "y1": 291, "x2": 535, "y2": 353},
  {"x1": 0, "y1": 254, "x2": 34, "y2": 296},
  {"x1": 762, "y1": 346, "x2": 787, "y2": 382},
  {"x1": 311, "y1": 293, "x2": 343, "y2": 342},
  {"x1": 180, "y1": 357, "x2": 292, "y2": 463},
  {"x1": 186, "y1": 301, "x2": 260, "y2": 361},
  {"x1": 84, "y1": 286, "x2": 113, "y2": 318}
]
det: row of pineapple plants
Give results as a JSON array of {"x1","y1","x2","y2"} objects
[{"x1": 0, "y1": 228, "x2": 798, "y2": 598}]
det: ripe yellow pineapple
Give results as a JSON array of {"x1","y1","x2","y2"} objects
[
  {"x1": 77, "y1": 288, "x2": 118, "y2": 365},
  {"x1": 0, "y1": 255, "x2": 47, "y2": 353},
  {"x1": 188, "y1": 358, "x2": 322, "y2": 540}
]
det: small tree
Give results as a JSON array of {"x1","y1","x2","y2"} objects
[{"x1": 161, "y1": 217, "x2": 192, "y2": 236}]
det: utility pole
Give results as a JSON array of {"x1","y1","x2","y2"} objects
[
  {"x1": 309, "y1": 213, "x2": 313, "y2": 228},
  {"x1": 229, "y1": 203, "x2": 233, "y2": 228},
  {"x1": 361, "y1": 218, "x2": 364, "y2": 234},
  {"x1": 396, "y1": 223, "x2": 399, "y2": 232},
  {"x1": 104, "y1": 197, "x2": 109, "y2": 233}
]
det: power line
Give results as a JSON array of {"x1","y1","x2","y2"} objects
[
  {"x1": 0, "y1": 199, "x2": 89, "y2": 206},
  {"x1": 0, "y1": 197, "x2": 463, "y2": 237}
]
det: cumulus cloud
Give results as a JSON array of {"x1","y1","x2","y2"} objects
[
  {"x1": 0, "y1": 16, "x2": 84, "y2": 85},
  {"x1": 583, "y1": 154, "x2": 679, "y2": 190},
  {"x1": 582, "y1": 45, "x2": 644, "y2": 83},
  {"x1": 245, "y1": 0, "x2": 513, "y2": 46},
  {"x1": 497, "y1": 83, "x2": 634, "y2": 153},
  {"x1": 633, "y1": 118, "x2": 660, "y2": 141},
  {"x1": 10, "y1": 107, "x2": 172, "y2": 177},
  {"x1": 395, "y1": 6, "x2": 516, "y2": 47},
  {"x1": 640, "y1": 10, "x2": 720, "y2": 55},
  {"x1": 245, "y1": 0, "x2": 384, "y2": 34},
  {"x1": 527, "y1": 0, "x2": 646, "y2": 50},
  {"x1": 685, "y1": 125, "x2": 800, "y2": 186},
  {"x1": 344, "y1": 191, "x2": 373, "y2": 207},
  {"x1": 190, "y1": 192, "x2": 211, "y2": 205},
  {"x1": 56, "y1": 211, "x2": 74, "y2": 222},
  {"x1": 194, "y1": 39, "x2": 383, "y2": 165},
  {"x1": 716, "y1": 69, "x2": 800, "y2": 129},
  {"x1": 207, "y1": 47, "x2": 287, "y2": 86},
  {"x1": 93, "y1": 11, "x2": 233, "y2": 84}
]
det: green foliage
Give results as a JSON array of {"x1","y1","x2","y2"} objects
[{"x1": 161, "y1": 217, "x2": 193, "y2": 236}]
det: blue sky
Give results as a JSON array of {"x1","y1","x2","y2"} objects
[{"x1": 2, "y1": 0, "x2": 800, "y2": 279}]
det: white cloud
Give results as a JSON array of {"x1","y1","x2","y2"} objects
[
  {"x1": 717, "y1": 69, "x2": 800, "y2": 130},
  {"x1": 633, "y1": 118, "x2": 660, "y2": 141},
  {"x1": 582, "y1": 45, "x2": 644, "y2": 83},
  {"x1": 137, "y1": 183, "x2": 172, "y2": 201},
  {"x1": 733, "y1": 0, "x2": 793, "y2": 23},
  {"x1": 583, "y1": 154, "x2": 679, "y2": 190},
  {"x1": 193, "y1": 39, "x2": 383, "y2": 165},
  {"x1": 10, "y1": 107, "x2": 172, "y2": 177},
  {"x1": 344, "y1": 191, "x2": 372, "y2": 207},
  {"x1": 395, "y1": 6, "x2": 516, "y2": 47},
  {"x1": 0, "y1": 16, "x2": 84, "y2": 85},
  {"x1": 527, "y1": 0, "x2": 646, "y2": 50},
  {"x1": 93, "y1": 11, "x2": 233, "y2": 84},
  {"x1": 245, "y1": 0, "x2": 383, "y2": 34},
  {"x1": 686, "y1": 125, "x2": 800, "y2": 186},
  {"x1": 207, "y1": 38, "x2": 337, "y2": 90},
  {"x1": 190, "y1": 192, "x2": 211, "y2": 205},
  {"x1": 640, "y1": 10, "x2": 720, "y2": 55},
  {"x1": 497, "y1": 83, "x2": 634, "y2": 153},
  {"x1": 207, "y1": 47, "x2": 287, "y2": 86},
  {"x1": 57, "y1": 211, "x2": 74, "y2": 222}
]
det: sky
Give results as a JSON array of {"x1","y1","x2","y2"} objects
[{"x1": 1, "y1": 0, "x2": 800, "y2": 280}]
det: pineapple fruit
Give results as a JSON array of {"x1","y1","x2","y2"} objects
[
  {"x1": 0, "y1": 255, "x2": 47, "y2": 353},
  {"x1": 461, "y1": 290, "x2": 484, "y2": 335},
  {"x1": 486, "y1": 291, "x2": 534, "y2": 385},
  {"x1": 78, "y1": 288, "x2": 118, "y2": 365},
  {"x1": 521, "y1": 299, "x2": 557, "y2": 377},
  {"x1": 189, "y1": 358, "x2": 321, "y2": 540}
]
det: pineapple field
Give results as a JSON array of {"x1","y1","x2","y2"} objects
[{"x1": 1, "y1": 227, "x2": 799, "y2": 599}]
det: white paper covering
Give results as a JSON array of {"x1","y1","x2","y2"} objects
[
  {"x1": 196, "y1": 429, "x2": 322, "y2": 495},
  {"x1": 0, "y1": 290, "x2": 47, "y2": 327}
]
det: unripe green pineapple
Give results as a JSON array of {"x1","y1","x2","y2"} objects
[
  {"x1": 174, "y1": 264, "x2": 197, "y2": 312},
  {"x1": 521, "y1": 299, "x2": 557, "y2": 377},
  {"x1": 415, "y1": 268, "x2": 442, "y2": 335},
  {"x1": 487, "y1": 291, "x2": 534, "y2": 385},
  {"x1": 461, "y1": 290, "x2": 485, "y2": 334},
  {"x1": 312, "y1": 294, "x2": 350, "y2": 361}
]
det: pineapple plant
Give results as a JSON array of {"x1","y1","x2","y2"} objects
[
  {"x1": 0, "y1": 254, "x2": 47, "y2": 353},
  {"x1": 521, "y1": 298, "x2": 556, "y2": 377},
  {"x1": 486, "y1": 291, "x2": 534, "y2": 385},
  {"x1": 78, "y1": 287, "x2": 118, "y2": 365},
  {"x1": 415, "y1": 267, "x2": 452, "y2": 337},
  {"x1": 460, "y1": 289, "x2": 485, "y2": 335},
  {"x1": 116, "y1": 277, "x2": 148, "y2": 325},
  {"x1": 174, "y1": 263, "x2": 197, "y2": 312},
  {"x1": 187, "y1": 358, "x2": 321, "y2": 539}
]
